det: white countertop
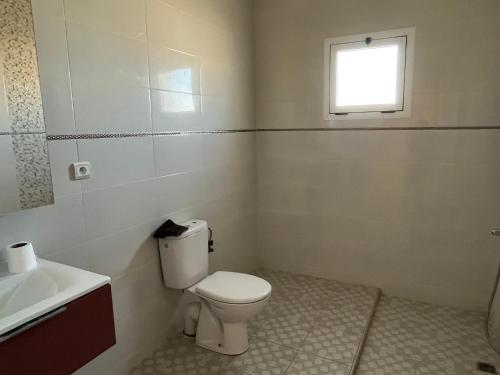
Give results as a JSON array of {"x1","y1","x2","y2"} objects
[{"x1": 0, "y1": 259, "x2": 110, "y2": 336}]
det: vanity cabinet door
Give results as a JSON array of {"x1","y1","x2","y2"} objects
[{"x1": 0, "y1": 284, "x2": 116, "y2": 375}]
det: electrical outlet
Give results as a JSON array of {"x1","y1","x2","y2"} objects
[{"x1": 72, "y1": 162, "x2": 91, "y2": 180}]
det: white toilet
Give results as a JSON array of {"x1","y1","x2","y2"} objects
[{"x1": 158, "y1": 220, "x2": 271, "y2": 355}]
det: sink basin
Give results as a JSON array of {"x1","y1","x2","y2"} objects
[{"x1": 0, "y1": 259, "x2": 110, "y2": 336}]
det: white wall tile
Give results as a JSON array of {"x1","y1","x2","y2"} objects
[
  {"x1": 257, "y1": 130, "x2": 500, "y2": 310},
  {"x1": 64, "y1": 0, "x2": 147, "y2": 41},
  {"x1": 203, "y1": 133, "x2": 255, "y2": 167},
  {"x1": 153, "y1": 134, "x2": 204, "y2": 176},
  {"x1": 148, "y1": 45, "x2": 201, "y2": 93},
  {"x1": 203, "y1": 159, "x2": 255, "y2": 201},
  {"x1": 255, "y1": 0, "x2": 500, "y2": 130},
  {"x1": 71, "y1": 85, "x2": 152, "y2": 134},
  {"x1": 151, "y1": 90, "x2": 202, "y2": 131},
  {"x1": 43, "y1": 242, "x2": 91, "y2": 271},
  {"x1": 201, "y1": 95, "x2": 231, "y2": 130},
  {"x1": 153, "y1": 171, "x2": 205, "y2": 216},
  {"x1": 47, "y1": 140, "x2": 81, "y2": 197},
  {"x1": 31, "y1": 5, "x2": 75, "y2": 135},
  {"x1": 146, "y1": 0, "x2": 201, "y2": 55},
  {"x1": 85, "y1": 220, "x2": 160, "y2": 279},
  {"x1": 201, "y1": 63, "x2": 231, "y2": 96},
  {"x1": 66, "y1": 22, "x2": 151, "y2": 133},
  {"x1": 31, "y1": 0, "x2": 65, "y2": 18},
  {"x1": 0, "y1": 136, "x2": 20, "y2": 212},
  {"x1": 82, "y1": 179, "x2": 157, "y2": 239},
  {"x1": 78, "y1": 137, "x2": 155, "y2": 191},
  {"x1": 110, "y1": 257, "x2": 175, "y2": 324},
  {"x1": 0, "y1": 135, "x2": 15, "y2": 165},
  {"x1": 0, "y1": 194, "x2": 86, "y2": 256},
  {"x1": 66, "y1": 23, "x2": 149, "y2": 88}
]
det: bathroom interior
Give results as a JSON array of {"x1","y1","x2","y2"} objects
[{"x1": 1, "y1": 0, "x2": 500, "y2": 374}]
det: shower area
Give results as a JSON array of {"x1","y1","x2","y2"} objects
[{"x1": 252, "y1": 0, "x2": 500, "y2": 372}]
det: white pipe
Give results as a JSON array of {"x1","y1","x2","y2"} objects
[{"x1": 183, "y1": 302, "x2": 201, "y2": 337}]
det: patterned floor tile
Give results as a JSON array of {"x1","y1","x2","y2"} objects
[
  {"x1": 130, "y1": 335, "x2": 232, "y2": 375},
  {"x1": 414, "y1": 358, "x2": 477, "y2": 375},
  {"x1": 356, "y1": 347, "x2": 414, "y2": 375},
  {"x1": 263, "y1": 294, "x2": 323, "y2": 323},
  {"x1": 359, "y1": 295, "x2": 500, "y2": 375},
  {"x1": 249, "y1": 313, "x2": 312, "y2": 349},
  {"x1": 286, "y1": 353, "x2": 349, "y2": 375},
  {"x1": 301, "y1": 326, "x2": 362, "y2": 364},
  {"x1": 131, "y1": 269, "x2": 379, "y2": 375},
  {"x1": 225, "y1": 339, "x2": 296, "y2": 375},
  {"x1": 316, "y1": 305, "x2": 369, "y2": 331}
]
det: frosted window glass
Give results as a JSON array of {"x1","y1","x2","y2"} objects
[{"x1": 336, "y1": 45, "x2": 399, "y2": 107}]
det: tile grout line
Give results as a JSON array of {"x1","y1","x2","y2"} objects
[
  {"x1": 283, "y1": 348, "x2": 300, "y2": 374},
  {"x1": 349, "y1": 289, "x2": 382, "y2": 375}
]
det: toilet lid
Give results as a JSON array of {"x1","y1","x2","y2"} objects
[{"x1": 195, "y1": 271, "x2": 272, "y2": 304}]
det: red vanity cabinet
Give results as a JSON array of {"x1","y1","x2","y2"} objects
[{"x1": 0, "y1": 284, "x2": 116, "y2": 375}]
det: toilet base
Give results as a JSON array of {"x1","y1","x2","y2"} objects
[{"x1": 195, "y1": 301, "x2": 249, "y2": 355}]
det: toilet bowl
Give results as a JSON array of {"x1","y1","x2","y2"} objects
[
  {"x1": 188, "y1": 271, "x2": 271, "y2": 355},
  {"x1": 157, "y1": 219, "x2": 272, "y2": 355}
]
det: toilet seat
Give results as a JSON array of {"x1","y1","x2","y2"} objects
[{"x1": 192, "y1": 271, "x2": 271, "y2": 304}]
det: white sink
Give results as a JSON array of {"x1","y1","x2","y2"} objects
[{"x1": 0, "y1": 259, "x2": 110, "y2": 336}]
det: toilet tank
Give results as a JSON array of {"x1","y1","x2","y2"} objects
[{"x1": 158, "y1": 220, "x2": 209, "y2": 289}]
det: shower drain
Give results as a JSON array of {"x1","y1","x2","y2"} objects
[{"x1": 477, "y1": 362, "x2": 497, "y2": 374}]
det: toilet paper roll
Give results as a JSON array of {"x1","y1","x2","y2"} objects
[{"x1": 6, "y1": 241, "x2": 37, "y2": 273}]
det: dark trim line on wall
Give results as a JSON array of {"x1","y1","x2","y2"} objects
[
  {"x1": 44, "y1": 125, "x2": 500, "y2": 141},
  {"x1": 256, "y1": 126, "x2": 500, "y2": 132}
]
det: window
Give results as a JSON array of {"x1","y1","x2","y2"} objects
[{"x1": 324, "y1": 28, "x2": 415, "y2": 120}]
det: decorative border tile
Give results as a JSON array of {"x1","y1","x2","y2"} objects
[
  {"x1": 40, "y1": 125, "x2": 500, "y2": 142},
  {"x1": 47, "y1": 132, "x2": 153, "y2": 140},
  {"x1": 46, "y1": 129, "x2": 256, "y2": 140}
]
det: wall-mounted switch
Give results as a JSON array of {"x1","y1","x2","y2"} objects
[{"x1": 72, "y1": 162, "x2": 91, "y2": 180}]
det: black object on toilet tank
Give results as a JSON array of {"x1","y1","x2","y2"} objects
[{"x1": 153, "y1": 219, "x2": 189, "y2": 238}]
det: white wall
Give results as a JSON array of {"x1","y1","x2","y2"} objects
[
  {"x1": 255, "y1": 0, "x2": 500, "y2": 310},
  {"x1": 0, "y1": 0, "x2": 256, "y2": 374}
]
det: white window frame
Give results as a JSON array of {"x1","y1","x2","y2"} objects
[{"x1": 324, "y1": 27, "x2": 415, "y2": 121}]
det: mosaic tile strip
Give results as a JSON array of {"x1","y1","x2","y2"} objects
[
  {"x1": 0, "y1": 0, "x2": 45, "y2": 133},
  {"x1": 47, "y1": 132, "x2": 153, "y2": 140},
  {"x1": 11, "y1": 133, "x2": 53, "y2": 209},
  {"x1": 130, "y1": 269, "x2": 381, "y2": 375}
]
